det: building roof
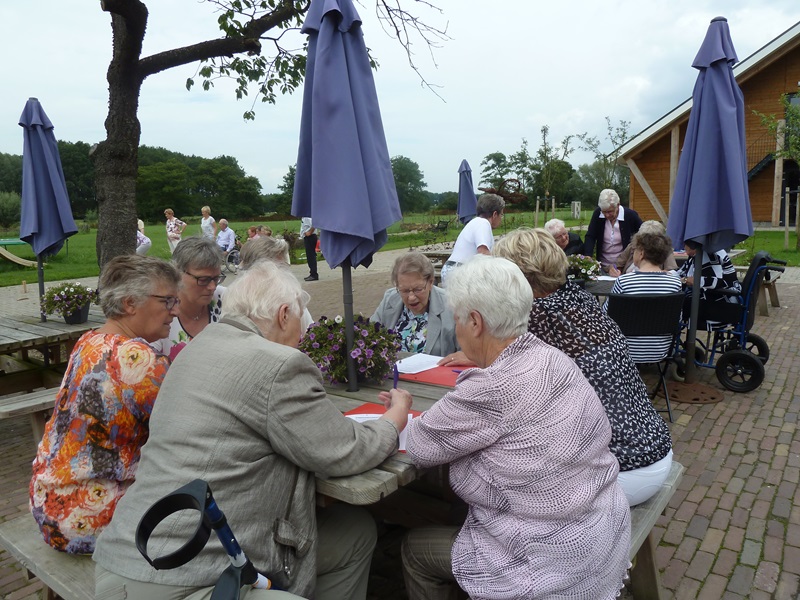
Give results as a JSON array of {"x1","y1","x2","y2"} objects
[{"x1": 617, "y1": 20, "x2": 800, "y2": 159}]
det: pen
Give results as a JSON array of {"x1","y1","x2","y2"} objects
[
  {"x1": 393, "y1": 364, "x2": 399, "y2": 389},
  {"x1": 452, "y1": 369, "x2": 464, "y2": 374}
]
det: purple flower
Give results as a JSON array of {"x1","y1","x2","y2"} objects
[
  {"x1": 312, "y1": 342, "x2": 320, "y2": 349},
  {"x1": 365, "y1": 349, "x2": 374, "y2": 358},
  {"x1": 332, "y1": 344, "x2": 340, "y2": 351},
  {"x1": 351, "y1": 348, "x2": 362, "y2": 358},
  {"x1": 361, "y1": 329, "x2": 369, "y2": 337},
  {"x1": 308, "y1": 332, "x2": 315, "y2": 340}
]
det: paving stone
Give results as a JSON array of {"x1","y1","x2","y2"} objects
[
  {"x1": 727, "y1": 565, "x2": 755, "y2": 596},
  {"x1": 775, "y1": 571, "x2": 800, "y2": 600},
  {"x1": 712, "y1": 548, "x2": 739, "y2": 577},
  {"x1": 685, "y1": 550, "x2": 715, "y2": 581},
  {"x1": 740, "y1": 539, "x2": 762, "y2": 566},
  {"x1": 699, "y1": 527, "x2": 725, "y2": 554},
  {"x1": 784, "y1": 545, "x2": 800, "y2": 575},
  {"x1": 697, "y1": 573, "x2": 729, "y2": 600},
  {"x1": 753, "y1": 561, "x2": 780, "y2": 594}
]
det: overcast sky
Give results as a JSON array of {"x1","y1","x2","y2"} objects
[{"x1": 1, "y1": 1, "x2": 799, "y2": 197}]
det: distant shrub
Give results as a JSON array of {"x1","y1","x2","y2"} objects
[{"x1": 0, "y1": 191, "x2": 21, "y2": 229}]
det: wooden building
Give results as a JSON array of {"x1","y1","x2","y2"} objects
[{"x1": 617, "y1": 21, "x2": 800, "y2": 226}]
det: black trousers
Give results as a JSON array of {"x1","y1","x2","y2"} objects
[{"x1": 304, "y1": 233, "x2": 318, "y2": 277}]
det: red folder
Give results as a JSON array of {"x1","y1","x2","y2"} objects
[{"x1": 398, "y1": 366, "x2": 460, "y2": 388}]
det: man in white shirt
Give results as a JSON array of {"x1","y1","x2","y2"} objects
[
  {"x1": 441, "y1": 194, "x2": 504, "y2": 285},
  {"x1": 216, "y1": 219, "x2": 236, "y2": 254}
]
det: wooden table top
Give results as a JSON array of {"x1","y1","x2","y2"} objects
[{"x1": 0, "y1": 309, "x2": 103, "y2": 354}]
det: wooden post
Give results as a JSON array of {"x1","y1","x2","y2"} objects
[
  {"x1": 785, "y1": 187, "x2": 790, "y2": 251},
  {"x1": 795, "y1": 188, "x2": 799, "y2": 251},
  {"x1": 551, "y1": 197, "x2": 556, "y2": 221},
  {"x1": 535, "y1": 197, "x2": 540, "y2": 228}
]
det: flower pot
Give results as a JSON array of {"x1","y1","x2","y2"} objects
[{"x1": 63, "y1": 303, "x2": 90, "y2": 325}]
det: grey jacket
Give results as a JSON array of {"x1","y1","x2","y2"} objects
[
  {"x1": 370, "y1": 286, "x2": 458, "y2": 356},
  {"x1": 93, "y1": 315, "x2": 398, "y2": 597}
]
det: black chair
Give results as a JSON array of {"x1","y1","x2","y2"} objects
[{"x1": 606, "y1": 292, "x2": 685, "y2": 422}]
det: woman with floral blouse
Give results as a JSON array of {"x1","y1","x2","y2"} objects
[{"x1": 30, "y1": 255, "x2": 180, "y2": 553}]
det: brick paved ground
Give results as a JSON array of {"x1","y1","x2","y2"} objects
[{"x1": 1, "y1": 261, "x2": 799, "y2": 599}]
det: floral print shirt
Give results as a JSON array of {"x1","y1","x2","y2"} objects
[
  {"x1": 150, "y1": 287, "x2": 224, "y2": 361},
  {"x1": 165, "y1": 217, "x2": 186, "y2": 241},
  {"x1": 30, "y1": 331, "x2": 170, "y2": 554},
  {"x1": 394, "y1": 306, "x2": 428, "y2": 353}
]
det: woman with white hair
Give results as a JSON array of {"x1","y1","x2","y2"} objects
[
  {"x1": 94, "y1": 261, "x2": 411, "y2": 599},
  {"x1": 583, "y1": 188, "x2": 643, "y2": 272},
  {"x1": 393, "y1": 255, "x2": 630, "y2": 600},
  {"x1": 544, "y1": 217, "x2": 583, "y2": 255},
  {"x1": 31, "y1": 255, "x2": 181, "y2": 554}
]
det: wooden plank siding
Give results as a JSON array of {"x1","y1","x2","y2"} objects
[{"x1": 625, "y1": 37, "x2": 800, "y2": 226}]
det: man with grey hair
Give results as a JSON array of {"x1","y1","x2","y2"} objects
[
  {"x1": 441, "y1": 193, "x2": 504, "y2": 284},
  {"x1": 216, "y1": 218, "x2": 236, "y2": 254},
  {"x1": 94, "y1": 261, "x2": 412, "y2": 600},
  {"x1": 544, "y1": 218, "x2": 582, "y2": 256},
  {"x1": 583, "y1": 188, "x2": 642, "y2": 272}
]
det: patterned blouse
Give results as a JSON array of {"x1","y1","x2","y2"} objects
[
  {"x1": 677, "y1": 249, "x2": 741, "y2": 302},
  {"x1": 530, "y1": 282, "x2": 672, "y2": 471},
  {"x1": 394, "y1": 306, "x2": 428, "y2": 353},
  {"x1": 150, "y1": 287, "x2": 224, "y2": 361},
  {"x1": 30, "y1": 332, "x2": 170, "y2": 554},
  {"x1": 165, "y1": 217, "x2": 186, "y2": 241}
]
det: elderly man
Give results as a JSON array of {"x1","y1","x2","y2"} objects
[
  {"x1": 583, "y1": 189, "x2": 642, "y2": 272},
  {"x1": 544, "y1": 218, "x2": 583, "y2": 256},
  {"x1": 216, "y1": 218, "x2": 236, "y2": 254},
  {"x1": 93, "y1": 261, "x2": 411, "y2": 600}
]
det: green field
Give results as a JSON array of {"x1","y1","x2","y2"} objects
[{"x1": 2, "y1": 212, "x2": 797, "y2": 287}]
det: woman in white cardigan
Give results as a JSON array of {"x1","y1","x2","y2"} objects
[{"x1": 371, "y1": 252, "x2": 458, "y2": 356}]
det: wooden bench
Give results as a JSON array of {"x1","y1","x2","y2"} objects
[
  {"x1": 0, "y1": 388, "x2": 58, "y2": 444},
  {"x1": 0, "y1": 514, "x2": 93, "y2": 600},
  {"x1": 627, "y1": 460, "x2": 684, "y2": 599},
  {"x1": 734, "y1": 264, "x2": 781, "y2": 316}
]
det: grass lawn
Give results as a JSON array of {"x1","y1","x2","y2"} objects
[{"x1": 2, "y1": 212, "x2": 795, "y2": 287}]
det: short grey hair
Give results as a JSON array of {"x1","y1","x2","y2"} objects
[
  {"x1": 219, "y1": 219, "x2": 229, "y2": 227},
  {"x1": 638, "y1": 220, "x2": 666, "y2": 236},
  {"x1": 544, "y1": 218, "x2": 566, "y2": 235},
  {"x1": 476, "y1": 193, "x2": 505, "y2": 217},
  {"x1": 99, "y1": 255, "x2": 181, "y2": 318},
  {"x1": 598, "y1": 189, "x2": 621, "y2": 210},
  {"x1": 445, "y1": 255, "x2": 532, "y2": 340},
  {"x1": 391, "y1": 251, "x2": 434, "y2": 286},
  {"x1": 222, "y1": 261, "x2": 309, "y2": 325},
  {"x1": 239, "y1": 236, "x2": 291, "y2": 269},
  {"x1": 171, "y1": 236, "x2": 223, "y2": 272}
]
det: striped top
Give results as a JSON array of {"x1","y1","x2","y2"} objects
[{"x1": 605, "y1": 271, "x2": 682, "y2": 362}]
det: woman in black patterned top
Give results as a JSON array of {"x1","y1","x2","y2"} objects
[{"x1": 493, "y1": 228, "x2": 673, "y2": 506}]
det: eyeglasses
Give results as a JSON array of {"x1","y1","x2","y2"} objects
[
  {"x1": 150, "y1": 295, "x2": 180, "y2": 310},
  {"x1": 397, "y1": 284, "x2": 429, "y2": 297},
  {"x1": 185, "y1": 272, "x2": 226, "y2": 287}
]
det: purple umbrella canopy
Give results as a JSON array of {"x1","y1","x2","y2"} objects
[
  {"x1": 457, "y1": 159, "x2": 477, "y2": 224},
  {"x1": 19, "y1": 97, "x2": 77, "y2": 258},
  {"x1": 292, "y1": 0, "x2": 401, "y2": 270},
  {"x1": 667, "y1": 17, "x2": 753, "y2": 254}
]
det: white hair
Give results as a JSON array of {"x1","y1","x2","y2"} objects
[
  {"x1": 638, "y1": 220, "x2": 667, "y2": 235},
  {"x1": 544, "y1": 218, "x2": 566, "y2": 235},
  {"x1": 445, "y1": 255, "x2": 532, "y2": 340},
  {"x1": 598, "y1": 189, "x2": 621, "y2": 210},
  {"x1": 222, "y1": 261, "x2": 308, "y2": 325}
]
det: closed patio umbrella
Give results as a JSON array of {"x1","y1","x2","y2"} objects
[
  {"x1": 292, "y1": 0, "x2": 402, "y2": 390},
  {"x1": 667, "y1": 17, "x2": 753, "y2": 387},
  {"x1": 457, "y1": 159, "x2": 477, "y2": 224},
  {"x1": 19, "y1": 97, "x2": 78, "y2": 322}
]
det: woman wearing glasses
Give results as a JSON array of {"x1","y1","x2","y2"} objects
[
  {"x1": 152, "y1": 236, "x2": 226, "y2": 361},
  {"x1": 371, "y1": 252, "x2": 458, "y2": 355},
  {"x1": 30, "y1": 255, "x2": 181, "y2": 554}
]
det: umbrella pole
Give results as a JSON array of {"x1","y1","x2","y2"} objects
[
  {"x1": 37, "y1": 255, "x2": 46, "y2": 323},
  {"x1": 342, "y1": 259, "x2": 359, "y2": 392},
  {"x1": 683, "y1": 250, "x2": 702, "y2": 383}
]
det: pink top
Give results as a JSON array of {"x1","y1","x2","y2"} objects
[
  {"x1": 406, "y1": 332, "x2": 630, "y2": 599},
  {"x1": 602, "y1": 217, "x2": 624, "y2": 269}
]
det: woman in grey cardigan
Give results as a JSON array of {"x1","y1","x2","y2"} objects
[{"x1": 371, "y1": 252, "x2": 458, "y2": 356}]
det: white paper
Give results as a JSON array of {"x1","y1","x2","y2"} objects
[
  {"x1": 596, "y1": 275, "x2": 617, "y2": 281},
  {"x1": 347, "y1": 413, "x2": 414, "y2": 451},
  {"x1": 395, "y1": 353, "x2": 444, "y2": 374}
]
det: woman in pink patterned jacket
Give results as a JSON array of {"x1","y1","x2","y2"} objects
[{"x1": 388, "y1": 256, "x2": 630, "y2": 600}]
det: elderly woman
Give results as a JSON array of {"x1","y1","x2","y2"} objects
[
  {"x1": 151, "y1": 236, "x2": 225, "y2": 360},
  {"x1": 614, "y1": 220, "x2": 678, "y2": 275},
  {"x1": 486, "y1": 228, "x2": 674, "y2": 506},
  {"x1": 94, "y1": 261, "x2": 411, "y2": 599},
  {"x1": 544, "y1": 217, "x2": 583, "y2": 255},
  {"x1": 30, "y1": 255, "x2": 180, "y2": 554},
  {"x1": 440, "y1": 193, "x2": 504, "y2": 284},
  {"x1": 199, "y1": 205, "x2": 217, "y2": 240},
  {"x1": 677, "y1": 239, "x2": 741, "y2": 302},
  {"x1": 604, "y1": 232, "x2": 682, "y2": 362},
  {"x1": 371, "y1": 252, "x2": 457, "y2": 355},
  {"x1": 163, "y1": 208, "x2": 186, "y2": 254},
  {"x1": 583, "y1": 188, "x2": 642, "y2": 272},
  {"x1": 392, "y1": 256, "x2": 629, "y2": 599}
]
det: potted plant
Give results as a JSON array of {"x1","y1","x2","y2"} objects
[
  {"x1": 566, "y1": 254, "x2": 602, "y2": 286},
  {"x1": 298, "y1": 315, "x2": 400, "y2": 385},
  {"x1": 40, "y1": 282, "x2": 99, "y2": 324}
]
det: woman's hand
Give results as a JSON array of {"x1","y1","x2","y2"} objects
[
  {"x1": 437, "y1": 351, "x2": 475, "y2": 367},
  {"x1": 378, "y1": 388, "x2": 413, "y2": 432},
  {"x1": 608, "y1": 265, "x2": 621, "y2": 277}
]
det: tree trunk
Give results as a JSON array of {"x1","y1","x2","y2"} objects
[{"x1": 93, "y1": 5, "x2": 148, "y2": 269}]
